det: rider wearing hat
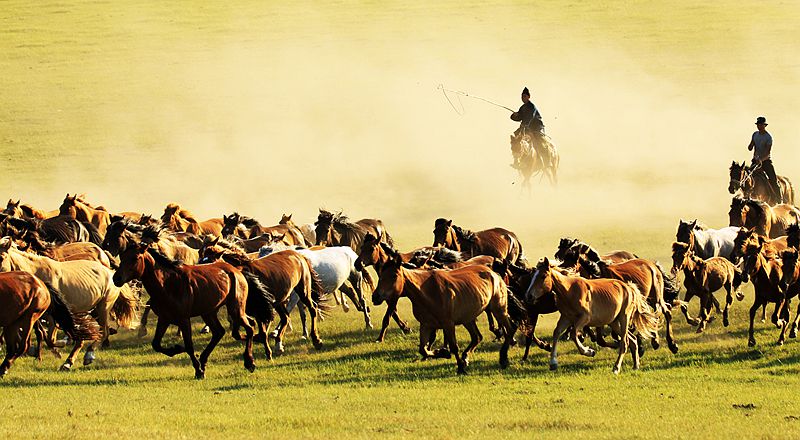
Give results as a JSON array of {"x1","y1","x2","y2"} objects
[
  {"x1": 747, "y1": 116, "x2": 780, "y2": 201},
  {"x1": 510, "y1": 87, "x2": 545, "y2": 168}
]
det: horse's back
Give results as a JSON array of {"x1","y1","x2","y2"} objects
[{"x1": 0, "y1": 271, "x2": 47, "y2": 324}]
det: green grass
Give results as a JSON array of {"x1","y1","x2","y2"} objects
[{"x1": 3, "y1": 1, "x2": 800, "y2": 438}]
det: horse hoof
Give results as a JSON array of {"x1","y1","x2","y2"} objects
[
  {"x1": 500, "y1": 358, "x2": 509, "y2": 369},
  {"x1": 195, "y1": 371, "x2": 205, "y2": 380},
  {"x1": 83, "y1": 353, "x2": 96, "y2": 366},
  {"x1": 457, "y1": 367, "x2": 468, "y2": 375},
  {"x1": 612, "y1": 368, "x2": 621, "y2": 375},
  {"x1": 549, "y1": 363, "x2": 558, "y2": 371},
  {"x1": 696, "y1": 326, "x2": 705, "y2": 334},
  {"x1": 587, "y1": 349, "x2": 596, "y2": 358},
  {"x1": 736, "y1": 292, "x2": 745, "y2": 301},
  {"x1": 59, "y1": 363, "x2": 72, "y2": 372},
  {"x1": 723, "y1": 318, "x2": 730, "y2": 327},
  {"x1": 342, "y1": 304, "x2": 350, "y2": 313},
  {"x1": 790, "y1": 329, "x2": 798, "y2": 339},
  {"x1": 245, "y1": 363, "x2": 256, "y2": 373},
  {"x1": 668, "y1": 344, "x2": 679, "y2": 354},
  {"x1": 748, "y1": 339, "x2": 756, "y2": 347},
  {"x1": 651, "y1": 340, "x2": 660, "y2": 350},
  {"x1": 401, "y1": 327, "x2": 412, "y2": 335},
  {"x1": 312, "y1": 340, "x2": 323, "y2": 350},
  {"x1": 200, "y1": 326, "x2": 210, "y2": 334},
  {"x1": 365, "y1": 323, "x2": 374, "y2": 330}
]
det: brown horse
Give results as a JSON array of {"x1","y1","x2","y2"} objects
[
  {"x1": 670, "y1": 243, "x2": 742, "y2": 333},
  {"x1": 59, "y1": 194, "x2": 111, "y2": 236},
  {"x1": 433, "y1": 218, "x2": 525, "y2": 265},
  {"x1": 5, "y1": 213, "x2": 98, "y2": 245},
  {"x1": 198, "y1": 245, "x2": 325, "y2": 356},
  {"x1": 731, "y1": 227, "x2": 787, "y2": 264},
  {"x1": 112, "y1": 241, "x2": 269, "y2": 378},
  {"x1": 741, "y1": 238, "x2": 796, "y2": 346},
  {"x1": 555, "y1": 238, "x2": 637, "y2": 270},
  {"x1": 161, "y1": 203, "x2": 223, "y2": 237},
  {"x1": 729, "y1": 197, "x2": 800, "y2": 239},
  {"x1": 0, "y1": 272, "x2": 100, "y2": 377},
  {"x1": 19, "y1": 230, "x2": 113, "y2": 268},
  {"x1": 778, "y1": 249, "x2": 800, "y2": 339},
  {"x1": 373, "y1": 248, "x2": 515, "y2": 374},
  {"x1": 315, "y1": 209, "x2": 393, "y2": 251},
  {"x1": 729, "y1": 160, "x2": 795, "y2": 206},
  {"x1": 577, "y1": 255, "x2": 678, "y2": 354},
  {"x1": 4, "y1": 199, "x2": 58, "y2": 220},
  {"x1": 526, "y1": 258, "x2": 660, "y2": 374}
]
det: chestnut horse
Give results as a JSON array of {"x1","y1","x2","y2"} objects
[
  {"x1": 729, "y1": 160, "x2": 795, "y2": 206},
  {"x1": 433, "y1": 218, "x2": 525, "y2": 265},
  {"x1": 741, "y1": 238, "x2": 796, "y2": 346},
  {"x1": 161, "y1": 203, "x2": 223, "y2": 237},
  {"x1": 729, "y1": 197, "x2": 800, "y2": 239},
  {"x1": 0, "y1": 272, "x2": 100, "y2": 377},
  {"x1": 373, "y1": 247, "x2": 515, "y2": 374},
  {"x1": 731, "y1": 227, "x2": 787, "y2": 264},
  {"x1": 59, "y1": 194, "x2": 111, "y2": 236},
  {"x1": 670, "y1": 243, "x2": 742, "y2": 333},
  {"x1": 221, "y1": 212, "x2": 307, "y2": 246},
  {"x1": 198, "y1": 245, "x2": 326, "y2": 357},
  {"x1": 112, "y1": 242, "x2": 271, "y2": 378},
  {"x1": 577, "y1": 255, "x2": 678, "y2": 354},
  {"x1": 315, "y1": 209, "x2": 393, "y2": 251},
  {"x1": 526, "y1": 258, "x2": 660, "y2": 374}
]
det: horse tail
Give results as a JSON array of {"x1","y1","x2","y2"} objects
[
  {"x1": 505, "y1": 287, "x2": 528, "y2": 330},
  {"x1": 514, "y1": 236, "x2": 528, "y2": 267},
  {"x1": 655, "y1": 261, "x2": 679, "y2": 304},
  {"x1": 243, "y1": 271, "x2": 275, "y2": 323},
  {"x1": 112, "y1": 283, "x2": 140, "y2": 329},
  {"x1": 627, "y1": 283, "x2": 660, "y2": 340},
  {"x1": 302, "y1": 256, "x2": 332, "y2": 316},
  {"x1": 361, "y1": 268, "x2": 376, "y2": 292},
  {"x1": 103, "y1": 250, "x2": 119, "y2": 270},
  {"x1": 46, "y1": 283, "x2": 101, "y2": 342}
]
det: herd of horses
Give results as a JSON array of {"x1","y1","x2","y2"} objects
[{"x1": 0, "y1": 176, "x2": 799, "y2": 378}]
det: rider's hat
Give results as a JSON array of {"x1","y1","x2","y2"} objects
[
  {"x1": 756, "y1": 116, "x2": 768, "y2": 125},
  {"x1": 521, "y1": 87, "x2": 530, "y2": 96}
]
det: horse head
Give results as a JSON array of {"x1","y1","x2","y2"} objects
[
  {"x1": 432, "y1": 218, "x2": 458, "y2": 250},
  {"x1": 554, "y1": 237, "x2": 579, "y2": 260},
  {"x1": 373, "y1": 247, "x2": 404, "y2": 306},
  {"x1": 58, "y1": 194, "x2": 78, "y2": 218},
  {"x1": 729, "y1": 161, "x2": 746, "y2": 194},
  {"x1": 670, "y1": 241, "x2": 690, "y2": 275},
  {"x1": 113, "y1": 240, "x2": 149, "y2": 287},
  {"x1": 526, "y1": 257, "x2": 554, "y2": 303},
  {"x1": 780, "y1": 249, "x2": 800, "y2": 292}
]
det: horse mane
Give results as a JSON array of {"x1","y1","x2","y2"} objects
[
  {"x1": 331, "y1": 213, "x2": 367, "y2": 245},
  {"x1": 579, "y1": 257, "x2": 603, "y2": 278},
  {"x1": 22, "y1": 230, "x2": 55, "y2": 256},
  {"x1": 452, "y1": 225, "x2": 476, "y2": 243},
  {"x1": 431, "y1": 247, "x2": 463, "y2": 263},
  {"x1": 239, "y1": 216, "x2": 261, "y2": 228},
  {"x1": 146, "y1": 248, "x2": 183, "y2": 270},
  {"x1": 744, "y1": 199, "x2": 769, "y2": 225},
  {"x1": 220, "y1": 250, "x2": 253, "y2": 267},
  {"x1": 787, "y1": 223, "x2": 800, "y2": 237},
  {"x1": 692, "y1": 221, "x2": 708, "y2": 231},
  {"x1": 5, "y1": 216, "x2": 37, "y2": 231},
  {"x1": 316, "y1": 209, "x2": 335, "y2": 225},
  {"x1": 141, "y1": 225, "x2": 164, "y2": 244},
  {"x1": 206, "y1": 235, "x2": 246, "y2": 254}
]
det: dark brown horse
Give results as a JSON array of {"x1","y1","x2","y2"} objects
[
  {"x1": 729, "y1": 160, "x2": 795, "y2": 206},
  {"x1": 373, "y1": 247, "x2": 515, "y2": 374},
  {"x1": 555, "y1": 238, "x2": 637, "y2": 270},
  {"x1": 731, "y1": 227, "x2": 787, "y2": 264},
  {"x1": 432, "y1": 218, "x2": 525, "y2": 265},
  {"x1": 5, "y1": 214, "x2": 99, "y2": 245},
  {"x1": 315, "y1": 209, "x2": 393, "y2": 251},
  {"x1": 113, "y1": 242, "x2": 269, "y2": 379},
  {"x1": 729, "y1": 197, "x2": 800, "y2": 239},
  {"x1": 0, "y1": 272, "x2": 100, "y2": 377}
]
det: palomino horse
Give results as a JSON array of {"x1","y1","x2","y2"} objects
[
  {"x1": 675, "y1": 219, "x2": 738, "y2": 261},
  {"x1": 279, "y1": 214, "x2": 315, "y2": 246},
  {"x1": 741, "y1": 238, "x2": 797, "y2": 346},
  {"x1": 526, "y1": 258, "x2": 660, "y2": 374},
  {"x1": 315, "y1": 209, "x2": 393, "y2": 251},
  {"x1": 0, "y1": 239, "x2": 138, "y2": 370},
  {"x1": 19, "y1": 230, "x2": 113, "y2": 269},
  {"x1": 670, "y1": 242, "x2": 743, "y2": 333},
  {"x1": 432, "y1": 218, "x2": 525, "y2": 265},
  {"x1": 113, "y1": 242, "x2": 270, "y2": 379},
  {"x1": 729, "y1": 197, "x2": 800, "y2": 239},
  {"x1": 577, "y1": 255, "x2": 678, "y2": 354},
  {"x1": 221, "y1": 212, "x2": 307, "y2": 246},
  {"x1": 198, "y1": 245, "x2": 326, "y2": 356},
  {"x1": 59, "y1": 194, "x2": 111, "y2": 236},
  {"x1": 373, "y1": 247, "x2": 515, "y2": 375},
  {"x1": 509, "y1": 132, "x2": 560, "y2": 189},
  {"x1": 729, "y1": 160, "x2": 795, "y2": 206},
  {"x1": 0, "y1": 272, "x2": 100, "y2": 377},
  {"x1": 258, "y1": 243, "x2": 373, "y2": 334},
  {"x1": 160, "y1": 203, "x2": 223, "y2": 237}
]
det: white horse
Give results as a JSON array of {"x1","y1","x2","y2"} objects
[
  {"x1": 259, "y1": 244, "x2": 372, "y2": 336},
  {"x1": 0, "y1": 238, "x2": 139, "y2": 370},
  {"x1": 676, "y1": 219, "x2": 738, "y2": 260}
]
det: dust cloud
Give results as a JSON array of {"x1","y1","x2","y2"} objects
[{"x1": 3, "y1": 1, "x2": 799, "y2": 259}]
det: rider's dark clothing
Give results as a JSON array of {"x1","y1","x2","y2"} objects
[
  {"x1": 759, "y1": 159, "x2": 780, "y2": 199},
  {"x1": 511, "y1": 101, "x2": 544, "y2": 136}
]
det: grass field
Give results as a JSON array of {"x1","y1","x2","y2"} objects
[{"x1": 2, "y1": 1, "x2": 800, "y2": 438}]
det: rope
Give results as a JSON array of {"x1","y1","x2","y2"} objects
[{"x1": 437, "y1": 84, "x2": 515, "y2": 114}]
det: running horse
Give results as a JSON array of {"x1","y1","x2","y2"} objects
[
  {"x1": 0, "y1": 271, "x2": 100, "y2": 377},
  {"x1": 59, "y1": 194, "x2": 111, "y2": 236},
  {"x1": 509, "y1": 132, "x2": 559, "y2": 189},
  {"x1": 372, "y1": 247, "x2": 515, "y2": 375},
  {"x1": 555, "y1": 238, "x2": 637, "y2": 270},
  {"x1": 161, "y1": 203, "x2": 223, "y2": 237},
  {"x1": 433, "y1": 218, "x2": 525, "y2": 265},
  {"x1": 729, "y1": 160, "x2": 795, "y2": 206},
  {"x1": 675, "y1": 219, "x2": 738, "y2": 261},
  {"x1": 526, "y1": 258, "x2": 660, "y2": 374},
  {"x1": 729, "y1": 197, "x2": 800, "y2": 239},
  {"x1": 315, "y1": 209, "x2": 393, "y2": 251},
  {"x1": 113, "y1": 240, "x2": 272, "y2": 379}
]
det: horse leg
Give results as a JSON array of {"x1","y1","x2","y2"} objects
[
  {"x1": 297, "y1": 291, "x2": 323, "y2": 350},
  {"x1": 611, "y1": 317, "x2": 630, "y2": 374},
  {"x1": 679, "y1": 290, "x2": 701, "y2": 326},
  {"x1": 138, "y1": 302, "x2": 151, "y2": 338},
  {"x1": 485, "y1": 310, "x2": 503, "y2": 341},
  {"x1": 661, "y1": 300, "x2": 679, "y2": 354},
  {"x1": 341, "y1": 282, "x2": 372, "y2": 330},
  {"x1": 85, "y1": 301, "x2": 112, "y2": 366},
  {"x1": 273, "y1": 303, "x2": 289, "y2": 356},
  {"x1": 629, "y1": 332, "x2": 640, "y2": 370},
  {"x1": 32, "y1": 320, "x2": 45, "y2": 360},
  {"x1": 461, "y1": 321, "x2": 482, "y2": 367},
  {"x1": 549, "y1": 316, "x2": 571, "y2": 371},
  {"x1": 347, "y1": 272, "x2": 373, "y2": 330},
  {"x1": 748, "y1": 298, "x2": 764, "y2": 347},
  {"x1": 571, "y1": 315, "x2": 596, "y2": 357},
  {"x1": 198, "y1": 313, "x2": 226, "y2": 371},
  {"x1": 723, "y1": 282, "x2": 733, "y2": 327},
  {"x1": 296, "y1": 302, "x2": 309, "y2": 340},
  {"x1": 418, "y1": 323, "x2": 436, "y2": 359},
  {"x1": 778, "y1": 300, "x2": 791, "y2": 346},
  {"x1": 760, "y1": 303, "x2": 767, "y2": 323},
  {"x1": 696, "y1": 292, "x2": 711, "y2": 334},
  {"x1": 790, "y1": 300, "x2": 800, "y2": 339},
  {"x1": 176, "y1": 319, "x2": 203, "y2": 379},
  {"x1": 595, "y1": 326, "x2": 620, "y2": 349},
  {"x1": 151, "y1": 318, "x2": 185, "y2": 357},
  {"x1": 339, "y1": 283, "x2": 363, "y2": 313},
  {"x1": 59, "y1": 339, "x2": 86, "y2": 372},
  {"x1": 442, "y1": 325, "x2": 464, "y2": 374}
]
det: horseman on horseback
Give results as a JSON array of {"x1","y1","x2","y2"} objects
[
  {"x1": 747, "y1": 116, "x2": 781, "y2": 202},
  {"x1": 510, "y1": 87, "x2": 546, "y2": 169}
]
